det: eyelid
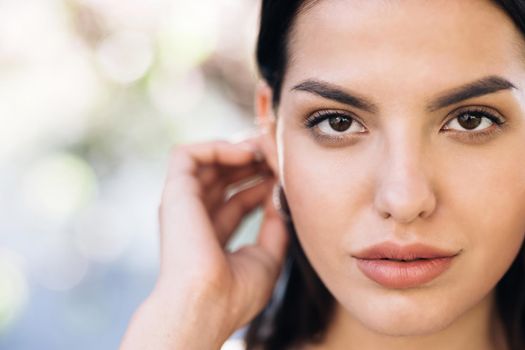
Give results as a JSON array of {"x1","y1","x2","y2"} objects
[
  {"x1": 443, "y1": 105, "x2": 506, "y2": 128},
  {"x1": 303, "y1": 109, "x2": 365, "y2": 129}
]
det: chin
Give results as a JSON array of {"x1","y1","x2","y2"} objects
[
  {"x1": 342, "y1": 292, "x2": 464, "y2": 337},
  {"x1": 359, "y1": 313, "x2": 455, "y2": 337}
]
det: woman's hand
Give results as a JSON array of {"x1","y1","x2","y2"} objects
[{"x1": 120, "y1": 135, "x2": 289, "y2": 350}]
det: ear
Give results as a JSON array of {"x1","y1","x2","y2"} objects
[{"x1": 255, "y1": 81, "x2": 280, "y2": 178}]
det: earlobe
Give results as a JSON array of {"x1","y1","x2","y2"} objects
[{"x1": 254, "y1": 81, "x2": 280, "y2": 177}]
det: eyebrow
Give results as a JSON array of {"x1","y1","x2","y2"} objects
[
  {"x1": 291, "y1": 75, "x2": 517, "y2": 113},
  {"x1": 427, "y1": 76, "x2": 517, "y2": 112}
]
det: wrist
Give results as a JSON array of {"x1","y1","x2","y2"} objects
[
  {"x1": 149, "y1": 286, "x2": 234, "y2": 348},
  {"x1": 121, "y1": 288, "x2": 233, "y2": 350}
]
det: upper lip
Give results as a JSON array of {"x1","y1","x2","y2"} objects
[{"x1": 351, "y1": 241, "x2": 460, "y2": 261}]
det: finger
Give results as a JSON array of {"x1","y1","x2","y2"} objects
[
  {"x1": 197, "y1": 160, "x2": 270, "y2": 193},
  {"x1": 211, "y1": 176, "x2": 274, "y2": 246},
  {"x1": 160, "y1": 143, "x2": 250, "y2": 264},
  {"x1": 159, "y1": 184, "x2": 219, "y2": 268},
  {"x1": 224, "y1": 161, "x2": 271, "y2": 185},
  {"x1": 203, "y1": 166, "x2": 273, "y2": 214},
  {"x1": 167, "y1": 139, "x2": 262, "y2": 181},
  {"x1": 196, "y1": 165, "x2": 222, "y2": 189},
  {"x1": 255, "y1": 192, "x2": 290, "y2": 268},
  {"x1": 158, "y1": 138, "x2": 266, "y2": 268},
  {"x1": 225, "y1": 194, "x2": 290, "y2": 325},
  {"x1": 161, "y1": 139, "x2": 261, "y2": 210}
]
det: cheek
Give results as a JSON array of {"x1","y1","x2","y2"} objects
[
  {"x1": 282, "y1": 153, "x2": 343, "y2": 263},
  {"x1": 444, "y1": 144, "x2": 525, "y2": 290},
  {"x1": 280, "y1": 135, "x2": 375, "y2": 279}
]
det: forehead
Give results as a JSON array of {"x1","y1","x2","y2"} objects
[{"x1": 284, "y1": 0, "x2": 525, "y2": 94}]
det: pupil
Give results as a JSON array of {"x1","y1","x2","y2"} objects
[
  {"x1": 458, "y1": 113, "x2": 482, "y2": 130},
  {"x1": 329, "y1": 116, "x2": 352, "y2": 132}
]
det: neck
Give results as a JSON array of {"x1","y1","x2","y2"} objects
[{"x1": 304, "y1": 291, "x2": 508, "y2": 350}]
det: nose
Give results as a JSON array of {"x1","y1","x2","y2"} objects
[{"x1": 373, "y1": 141, "x2": 437, "y2": 224}]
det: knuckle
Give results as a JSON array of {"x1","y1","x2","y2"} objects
[
  {"x1": 161, "y1": 176, "x2": 202, "y2": 209},
  {"x1": 167, "y1": 144, "x2": 197, "y2": 176}
]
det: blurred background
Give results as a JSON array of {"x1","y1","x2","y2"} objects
[{"x1": 0, "y1": 0, "x2": 263, "y2": 348}]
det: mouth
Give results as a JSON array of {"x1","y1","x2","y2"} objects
[
  {"x1": 352, "y1": 241, "x2": 459, "y2": 261},
  {"x1": 372, "y1": 257, "x2": 434, "y2": 262},
  {"x1": 352, "y1": 242, "x2": 460, "y2": 289}
]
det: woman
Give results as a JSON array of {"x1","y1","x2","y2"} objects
[{"x1": 120, "y1": 1, "x2": 525, "y2": 349}]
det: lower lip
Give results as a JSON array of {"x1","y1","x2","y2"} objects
[{"x1": 355, "y1": 257, "x2": 454, "y2": 289}]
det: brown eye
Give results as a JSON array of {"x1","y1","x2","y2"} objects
[
  {"x1": 304, "y1": 111, "x2": 366, "y2": 138},
  {"x1": 328, "y1": 115, "x2": 353, "y2": 131},
  {"x1": 444, "y1": 109, "x2": 503, "y2": 133},
  {"x1": 456, "y1": 113, "x2": 482, "y2": 130}
]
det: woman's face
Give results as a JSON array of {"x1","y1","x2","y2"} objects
[{"x1": 259, "y1": 0, "x2": 525, "y2": 336}]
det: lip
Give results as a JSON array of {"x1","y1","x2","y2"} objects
[{"x1": 352, "y1": 242, "x2": 460, "y2": 289}]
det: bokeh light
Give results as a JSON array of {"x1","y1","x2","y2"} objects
[
  {"x1": 96, "y1": 30, "x2": 154, "y2": 84},
  {"x1": 0, "y1": 0, "x2": 261, "y2": 348},
  {"x1": 73, "y1": 200, "x2": 137, "y2": 263},
  {"x1": 33, "y1": 241, "x2": 89, "y2": 292},
  {"x1": 19, "y1": 152, "x2": 98, "y2": 222},
  {"x1": 0, "y1": 250, "x2": 29, "y2": 333}
]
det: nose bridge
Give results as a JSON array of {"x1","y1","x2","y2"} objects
[{"x1": 373, "y1": 126, "x2": 436, "y2": 223}]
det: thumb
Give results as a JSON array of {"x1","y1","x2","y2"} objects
[
  {"x1": 227, "y1": 189, "x2": 290, "y2": 327},
  {"x1": 256, "y1": 190, "x2": 289, "y2": 269}
]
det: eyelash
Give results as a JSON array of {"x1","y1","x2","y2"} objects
[{"x1": 303, "y1": 107, "x2": 507, "y2": 144}]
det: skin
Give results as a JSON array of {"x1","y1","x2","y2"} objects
[
  {"x1": 120, "y1": 0, "x2": 525, "y2": 349},
  {"x1": 256, "y1": 0, "x2": 525, "y2": 349},
  {"x1": 120, "y1": 138, "x2": 288, "y2": 350}
]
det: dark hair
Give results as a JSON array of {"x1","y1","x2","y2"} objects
[{"x1": 245, "y1": 1, "x2": 525, "y2": 350}]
